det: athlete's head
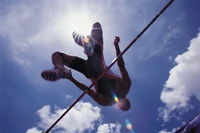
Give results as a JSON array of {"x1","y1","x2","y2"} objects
[{"x1": 117, "y1": 97, "x2": 131, "y2": 111}]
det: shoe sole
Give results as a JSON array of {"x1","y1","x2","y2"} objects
[{"x1": 41, "y1": 70, "x2": 59, "y2": 81}]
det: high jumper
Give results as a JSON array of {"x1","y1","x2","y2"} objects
[{"x1": 41, "y1": 22, "x2": 131, "y2": 111}]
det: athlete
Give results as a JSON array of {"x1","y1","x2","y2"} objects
[{"x1": 41, "y1": 22, "x2": 131, "y2": 111}]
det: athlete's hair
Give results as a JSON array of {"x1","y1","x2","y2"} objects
[{"x1": 117, "y1": 98, "x2": 131, "y2": 111}]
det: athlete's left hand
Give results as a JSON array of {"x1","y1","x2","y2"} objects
[{"x1": 114, "y1": 36, "x2": 120, "y2": 45}]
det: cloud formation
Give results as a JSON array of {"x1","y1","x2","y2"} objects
[
  {"x1": 26, "y1": 127, "x2": 42, "y2": 133},
  {"x1": 39, "y1": 101, "x2": 100, "y2": 133},
  {"x1": 26, "y1": 101, "x2": 121, "y2": 133},
  {"x1": 159, "y1": 31, "x2": 200, "y2": 122},
  {"x1": 97, "y1": 123, "x2": 121, "y2": 133}
]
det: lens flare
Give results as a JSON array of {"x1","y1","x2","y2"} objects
[
  {"x1": 114, "y1": 95, "x2": 118, "y2": 102},
  {"x1": 83, "y1": 37, "x2": 90, "y2": 43},
  {"x1": 125, "y1": 119, "x2": 134, "y2": 133},
  {"x1": 113, "y1": 93, "x2": 119, "y2": 102}
]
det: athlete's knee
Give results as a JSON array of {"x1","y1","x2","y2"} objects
[
  {"x1": 52, "y1": 51, "x2": 74, "y2": 66},
  {"x1": 52, "y1": 51, "x2": 61, "y2": 58},
  {"x1": 52, "y1": 51, "x2": 69, "y2": 60}
]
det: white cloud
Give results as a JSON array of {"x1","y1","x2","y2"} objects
[
  {"x1": 36, "y1": 101, "x2": 101, "y2": 133},
  {"x1": 26, "y1": 101, "x2": 122, "y2": 133},
  {"x1": 159, "y1": 127, "x2": 178, "y2": 133},
  {"x1": 97, "y1": 124, "x2": 110, "y2": 133},
  {"x1": 159, "y1": 32, "x2": 200, "y2": 122},
  {"x1": 159, "y1": 129, "x2": 172, "y2": 133},
  {"x1": 168, "y1": 56, "x2": 173, "y2": 62},
  {"x1": 97, "y1": 123, "x2": 121, "y2": 133},
  {"x1": 65, "y1": 94, "x2": 72, "y2": 99},
  {"x1": 26, "y1": 127, "x2": 42, "y2": 133}
]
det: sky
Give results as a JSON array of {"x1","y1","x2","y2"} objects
[{"x1": 0, "y1": 0, "x2": 200, "y2": 133}]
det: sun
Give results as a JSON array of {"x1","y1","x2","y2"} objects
[{"x1": 67, "y1": 11, "x2": 93, "y2": 36}]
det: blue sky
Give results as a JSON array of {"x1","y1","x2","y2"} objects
[{"x1": 1, "y1": 0, "x2": 200, "y2": 133}]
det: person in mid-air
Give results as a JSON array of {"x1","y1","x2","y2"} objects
[{"x1": 41, "y1": 22, "x2": 131, "y2": 111}]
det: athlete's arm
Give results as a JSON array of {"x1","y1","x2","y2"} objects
[
  {"x1": 114, "y1": 37, "x2": 131, "y2": 86},
  {"x1": 114, "y1": 37, "x2": 124, "y2": 67},
  {"x1": 68, "y1": 73, "x2": 113, "y2": 106},
  {"x1": 68, "y1": 73, "x2": 103, "y2": 105}
]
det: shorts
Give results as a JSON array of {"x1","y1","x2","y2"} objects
[{"x1": 69, "y1": 56, "x2": 99, "y2": 78}]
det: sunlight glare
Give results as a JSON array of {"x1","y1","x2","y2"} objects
[{"x1": 67, "y1": 12, "x2": 93, "y2": 36}]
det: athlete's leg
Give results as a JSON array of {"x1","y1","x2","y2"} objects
[
  {"x1": 41, "y1": 51, "x2": 90, "y2": 81},
  {"x1": 52, "y1": 51, "x2": 74, "y2": 68},
  {"x1": 91, "y1": 22, "x2": 103, "y2": 44},
  {"x1": 52, "y1": 51, "x2": 92, "y2": 77}
]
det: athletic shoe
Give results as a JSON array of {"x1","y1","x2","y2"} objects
[{"x1": 41, "y1": 67, "x2": 71, "y2": 81}]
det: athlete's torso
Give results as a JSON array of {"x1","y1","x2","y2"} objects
[
  {"x1": 87, "y1": 43, "x2": 119, "y2": 99},
  {"x1": 72, "y1": 22, "x2": 120, "y2": 102}
]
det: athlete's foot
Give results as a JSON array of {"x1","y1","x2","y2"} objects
[{"x1": 41, "y1": 67, "x2": 71, "y2": 81}]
